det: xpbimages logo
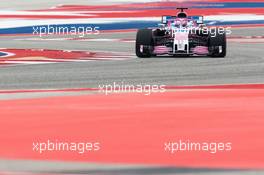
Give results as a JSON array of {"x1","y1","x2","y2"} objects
[
  {"x1": 98, "y1": 82, "x2": 166, "y2": 95},
  {"x1": 164, "y1": 140, "x2": 232, "y2": 154},
  {"x1": 33, "y1": 140, "x2": 100, "y2": 154},
  {"x1": 33, "y1": 25, "x2": 100, "y2": 37},
  {"x1": 172, "y1": 26, "x2": 232, "y2": 38}
]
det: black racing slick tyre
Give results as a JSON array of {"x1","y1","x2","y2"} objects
[
  {"x1": 208, "y1": 29, "x2": 226, "y2": 57},
  {"x1": 135, "y1": 29, "x2": 153, "y2": 58}
]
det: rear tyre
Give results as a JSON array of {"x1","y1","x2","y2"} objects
[
  {"x1": 208, "y1": 29, "x2": 226, "y2": 57},
  {"x1": 135, "y1": 29, "x2": 153, "y2": 58}
]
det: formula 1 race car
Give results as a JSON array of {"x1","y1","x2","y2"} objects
[{"x1": 135, "y1": 8, "x2": 226, "y2": 58}]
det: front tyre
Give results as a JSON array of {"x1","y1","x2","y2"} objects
[{"x1": 135, "y1": 29, "x2": 153, "y2": 58}]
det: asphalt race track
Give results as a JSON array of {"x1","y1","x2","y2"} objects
[
  {"x1": 0, "y1": 0, "x2": 264, "y2": 175},
  {"x1": 0, "y1": 27, "x2": 264, "y2": 90},
  {"x1": 0, "y1": 1, "x2": 263, "y2": 91}
]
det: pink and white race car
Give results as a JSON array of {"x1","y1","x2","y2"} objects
[{"x1": 136, "y1": 8, "x2": 226, "y2": 58}]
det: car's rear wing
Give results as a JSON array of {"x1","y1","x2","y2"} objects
[
  {"x1": 189, "y1": 16, "x2": 204, "y2": 24},
  {"x1": 161, "y1": 16, "x2": 176, "y2": 24},
  {"x1": 161, "y1": 15, "x2": 204, "y2": 24}
]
